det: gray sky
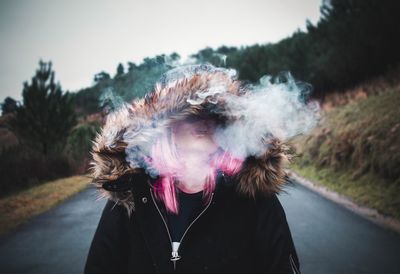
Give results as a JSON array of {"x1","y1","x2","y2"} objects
[{"x1": 0, "y1": 0, "x2": 321, "y2": 102}]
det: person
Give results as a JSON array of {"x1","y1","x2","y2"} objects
[{"x1": 84, "y1": 65, "x2": 301, "y2": 274}]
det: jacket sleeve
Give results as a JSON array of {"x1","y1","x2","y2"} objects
[
  {"x1": 254, "y1": 193, "x2": 301, "y2": 274},
  {"x1": 84, "y1": 199, "x2": 131, "y2": 274}
]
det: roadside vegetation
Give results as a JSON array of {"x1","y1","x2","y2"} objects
[{"x1": 290, "y1": 76, "x2": 400, "y2": 218}]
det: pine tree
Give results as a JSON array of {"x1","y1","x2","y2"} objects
[
  {"x1": 10, "y1": 60, "x2": 77, "y2": 155},
  {"x1": 1, "y1": 97, "x2": 19, "y2": 115},
  {"x1": 116, "y1": 63, "x2": 124, "y2": 77}
]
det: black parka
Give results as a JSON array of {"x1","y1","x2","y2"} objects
[
  {"x1": 84, "y1": 172, "x2": 300, "y2": 274},
  {"x1": 85, "y1": 65, "x2": 301, "y2": 274}
]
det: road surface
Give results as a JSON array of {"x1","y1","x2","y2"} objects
[{"x1": 0, "y1": 182, "x2": 399, "y2": 274}]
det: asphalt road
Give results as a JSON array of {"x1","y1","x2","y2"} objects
[
  {"x1": 280, "y1": 182, "x2": 400, "y2": 274},
  {"x1": 0, "y1": 182, "x2": 399, "y2": 274},
  {"x1": 0, "y1": 186, "x2": 106, "y2": 274}
]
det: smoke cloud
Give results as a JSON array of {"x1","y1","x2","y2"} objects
[
  {"x1": 103, "y1": 64, "x2": 320, "y2": 177},
  {"x1": 202, "y1": 71, "x2": 319, "y2": 158}
]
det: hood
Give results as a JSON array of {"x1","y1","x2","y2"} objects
[{"x1": 89, "y1": 65, "x2": 291, "y2": 214}]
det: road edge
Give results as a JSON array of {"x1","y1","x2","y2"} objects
[{"x1": 287, "y1": 169, "x2": 400, "y2": 234}]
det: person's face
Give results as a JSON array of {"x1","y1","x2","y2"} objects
[{"x1": 172, "y1": 119, "x2": 219, "y2": 158}]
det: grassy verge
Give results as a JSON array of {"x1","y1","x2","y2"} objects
[
  {"x1": 290, "y1": 85, "x2": 400, "y2": 219},
  {"x1": 0, "y1": 175, "x2": 90, "y2": 236},
  {"x1": 290, "y1": 163, "x2": 400, "y2": 219}
]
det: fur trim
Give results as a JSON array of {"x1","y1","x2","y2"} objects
[
  {"x1": 89, "y1": 70, "x2": 291, "y2": 215},
  {"x1": 235, "y1": 138, "x2": 291, "y2": 197}
]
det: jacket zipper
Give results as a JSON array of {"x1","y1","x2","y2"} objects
[
  {"x1": 149, "y1": 187, "x2": 214, "y2": 271},
  {"x1": 174, "y1": 192, "x2": 214, "y2": 260},
  {"x1": 149, "y1": 188, "x2": 175, "y2": 269}
]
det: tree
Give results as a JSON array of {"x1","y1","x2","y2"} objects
[
  {"x1": 1, "y1": 97, "x2": 19, "y2": 115},
  {"x1": 116, "y1": 63, "x2": 124, "y2": 77},
  {"x1": 127, "y1": 62, "x2": 137, "y2": 72},
  {"x1": 169, "y1": 52, "x2": 181, "y2": 62},
  {"x1": 9, "y1": 60, "x2": 77, "y2": 155},
  {"x1": 94, "y1": 71, "x2": 111, "y2": 83}
]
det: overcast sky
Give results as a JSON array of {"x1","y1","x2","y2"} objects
[{"x1": 0, "y1": 0, "x2": 321, "y2": 102}]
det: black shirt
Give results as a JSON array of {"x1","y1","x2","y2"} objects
[{"x1": 166, "y1": 189, "x2": 205, "y2": 244}]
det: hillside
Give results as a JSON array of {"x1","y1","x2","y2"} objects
[{"x1": 291, "y1": 75, "x2": 400, "y2": 219}]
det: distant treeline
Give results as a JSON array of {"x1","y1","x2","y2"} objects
[
  {"x1": 72, "y1": 0, "x2": 400, "y2": 116},
  {"x1": 195, "y1": 0, "x2": 400, "y2": 99},
  {"x1": 73, "y1": 54, "x2": 178, "y2": 116}
]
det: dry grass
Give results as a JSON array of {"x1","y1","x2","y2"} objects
[{"x1": 0, "y1": 175, "x2": 90, "y2": 236}]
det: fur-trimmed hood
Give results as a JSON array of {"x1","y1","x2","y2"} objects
[{"x1": 89, "y1": 65, "x2": 291, "y2": 215}]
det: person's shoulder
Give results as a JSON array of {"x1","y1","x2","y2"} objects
[
  {"x1": 254, "y1": 192, "x2": 281, "y2": 206},
  {"x1": 252, "y1": 192, "x2": 287, "y2": 219},
  {"x1": 222, "y1": 174, "x2": 283, "y2": 209},
  {"x1": 103, "y1": 199, "x2": 126, "y2": 212},
  {"x1": 101, "y1": 199, "x2": 132, "y2": 222}
]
